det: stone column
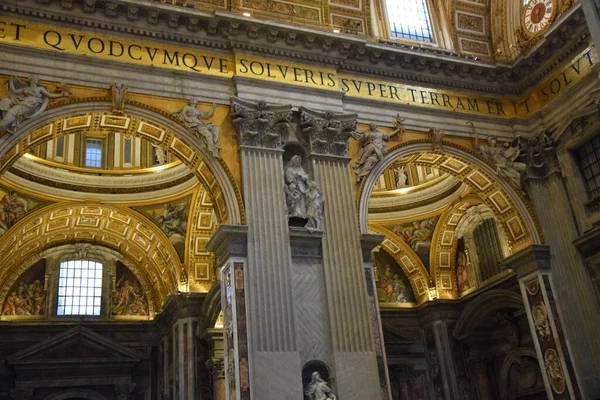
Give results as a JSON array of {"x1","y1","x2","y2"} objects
[
  {"x1": 521, "y1": 145, "x2": 600, "y2": 397},
  {"x1": 225, "y1": 98, "x2": 302, "y2": 400},
  {"x1": 502, "y1": 245, "x2": 582, "y2": 399},
  {"x1": 581, "y1": 0, "x2": 600, "y2": 51},
  {"x1": 206, "y1": 327, "x2": 226, "y2": 400},
  {"x1": 421, "y1": 309, "x2": 463, "y2": 400},
  {"x1": 361, "y1": 234, "x2": 393, "y2": 400},
  {"x1": 300, "y1": 107, "x2": 381, "y2": 399}
]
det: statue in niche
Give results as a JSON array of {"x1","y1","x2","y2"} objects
[
  {"x1": 174, "y1": 99, "x2": 221, "y2": 158},
  {"x1": 394, "y1": 166, "x2": 408, "y2": 187},
  {"x1": 352, "y1": 115, "x2": 404, "y2": 183},
  {"x1": 304, "y1": 372, "x2": 337, "y2": 400},
  {"x1": 0, "y1": 75, "x2": 70, "y2": 134},
  {"x1": 284, "y1": 155, "x2": 324, "y2": 229}
]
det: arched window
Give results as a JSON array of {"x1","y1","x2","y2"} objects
[
  {"x1": 57, "y1": 260, "x2": 103, "y2": 316},
  {"x1": 384, "y1": 0, "x2": 433, "y2": 42}
]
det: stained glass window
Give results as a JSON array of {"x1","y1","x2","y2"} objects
[
  {"x1": 85, "y1": 138, "x2": 103, "y2": 168},
  {"x1": 385, "y1": 0, "x2": 433, "y2": 42},
  {"x1": 57, "y1": 260, "x2": 103, "y2": 316}
]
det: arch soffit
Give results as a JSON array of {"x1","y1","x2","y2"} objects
[
  {"x1": 358, "y1": 141, "x2": 541, "y2": 252},
  {"x1": 369, "y1": 225, "x2": 430, "y2": 304},
  {"x1": 453, "y1": 289, "x2": 524, "y2": 339},
  {"x1": 198, "y1": 282, "x2": 222, "y2": 338},
  {"x1": 430, "y1": 195, "x2": 487, "y2": 299},
  {"x1": 0, "y1": 98, "x2": 244, "y2": 225},
  {"x1": 0, "y1": 202, "x2": 183, "y2": 310}
]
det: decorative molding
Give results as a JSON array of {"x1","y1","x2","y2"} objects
[
  {"x1": 205, "y1": 224, "x2": 249, "y2": 267},
  {"x1": 0, "y1": 0, "x2": 590, "y2": 96}
]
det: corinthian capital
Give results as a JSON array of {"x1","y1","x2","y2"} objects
[
  {"x1": 230, "y1": 97, "x2": 292, "y2": 149},
  {"x1": 300, "y1": 107, "x2": 357, "y2": 156}
]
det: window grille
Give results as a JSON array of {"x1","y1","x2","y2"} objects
[
  {"x1": 57, "y1": 260, "x2": 102, "y2": 316},
  {"x1": 385, "y1": 0, "x2": 433, "y2": 42}
]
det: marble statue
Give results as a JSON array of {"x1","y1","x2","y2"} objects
[
  {"x1": 304, "y1": 372, "x2": 337, "y2": 400},
  {"x1": 284, "y1": 155, "x2": 324, "y2": 229},
  {"x1": 110, "y1": 82, "x2": 127, "y2": 114},
  {"x1": 174, "y1": 99, "x2": 220, "y2": 158},
  {"x1": 154, "y1": 146, "x2": 167, "y2": 165},
  {"x1": 0, "y1": 75, "x2": 69, "y2": 134},
  {"x1": 430, "y1": 128, "x2": 444, "y2": 150},
  {"x1": 394, "y1": 166, "x2": 408, "y2": 187},
  {"x1": 470, "y1": 122, "x2": 526, "y2": 188},
  {"x1": 352, "y1": 114, "x2": 404, "y2": 182}
]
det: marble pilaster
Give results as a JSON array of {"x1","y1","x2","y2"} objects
[
  {"x1": 361, "y1": 234, "x2": 393, "y2": 400},
  {"x1": 206, "y1": 224, "x2": 250, "y2": 400},
  {"x1": 581, "y1": 0, "x2": 600, "y2": 52},
  {"x1": 301, "y1": 107, "x2": 381, "y2": 400},
  {"x1": 521, "y1": 145, "x2": 600, "y2": 397},
  {"x1": 502, "y1": 245, "x2": 582, "y2": 399},
  {"x1": 227, "y1": 98, "x2": 302, "y2": 399}
]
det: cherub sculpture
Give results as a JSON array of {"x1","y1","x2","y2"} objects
[{"x1": 0, "y1": 75, "x2": 69, "y2": 134}]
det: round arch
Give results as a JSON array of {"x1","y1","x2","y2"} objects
[
  {"x1": 0, "y1": 98, "x2": 244, "y2": 225},
  {"x1": 453, "y1": 289, "x2": 524, "y2": 340},
  {"x1": 0, "y1": 202, "x2": 183, "y2": 309},
  {"x1": 358, "y1": 141, "x2": 542, "y2": 249}
]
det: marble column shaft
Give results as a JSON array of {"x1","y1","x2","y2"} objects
[{"x1": 527, "y1": 174, "x2": 600, "y2": 397}]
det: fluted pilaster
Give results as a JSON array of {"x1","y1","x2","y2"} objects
[
  {"x1": 302, "y1": 107, "x2": 381, "y2": 399},
  {"x1": 227, "y1": 98, "x2": 301, "y2": 400},
  {"x1": 527, "y1": 175, "x2": 600, "y2": 397}
]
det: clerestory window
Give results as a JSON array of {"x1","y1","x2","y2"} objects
[
  {"x1": 57, "y1": 260, "x2": 103, "y2": 316},
  {"x1": 384, "y1": 0, "x2": 433, "y2": 42}
]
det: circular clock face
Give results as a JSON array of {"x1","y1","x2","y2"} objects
[{"x1": 524, "y1": 0, "x2": 554, "y2": 34}]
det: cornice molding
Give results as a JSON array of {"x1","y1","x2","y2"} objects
[{"x1": 0, "y1": 0, "x2": 591, "y2": 96}]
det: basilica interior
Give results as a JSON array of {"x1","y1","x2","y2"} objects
[{"x1": 0, "y1": 0, "x2": 599, "y2": 399}]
